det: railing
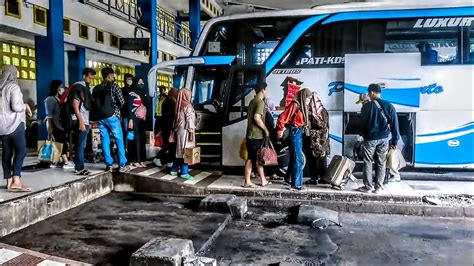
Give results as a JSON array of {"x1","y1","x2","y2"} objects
[
  {"x1": 86, "y1": 0, "x2": 139, "y2": 22},
  {"x1": 157, "y1": 6, "x2": 192, "y2": 49}
]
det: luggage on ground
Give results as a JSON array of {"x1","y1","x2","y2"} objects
[{"x1": 323, "y1": 155, "x2": 355, "y2": 190}]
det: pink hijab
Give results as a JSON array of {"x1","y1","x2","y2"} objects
[{"x1": 174, "y1": 88, "x2": 192, "y2": 127}]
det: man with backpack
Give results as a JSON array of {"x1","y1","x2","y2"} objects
[
  {"x1": 358, "y1": 83, "x2": 400, "y2": 194},
  {"x1": 92, "y1": 67, "x2": 129, "y2": 172},
  {"x1": 64, "y1": 68, "x2": 96, "y2": 176}
]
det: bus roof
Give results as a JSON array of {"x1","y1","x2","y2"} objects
[{"x1": 194, "y1": 1, "x2": 472, "y2": 56}]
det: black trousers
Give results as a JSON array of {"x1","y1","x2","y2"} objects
[
  {"x1": 52, "y1": 124, "x2": 69, "y2": 156},
  {"x1": 156, "y1": 128, "x2": 176, "y2": 165},
  {"x1": 127, "y1": 119, "x2": 146, "y2": 163},
  {"x1": 2, "y1": 123, "x2": 26, "y2": 179},
  {"x1": 308, "y1": 155, "x2": 328, "y2": 181}
]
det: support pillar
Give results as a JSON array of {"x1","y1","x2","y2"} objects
[
  {"x1": 189, "y1": 0, "x2": 201, "y2": 49},
  {"x1": 67, "y1": 47, "x2": 86, "y2": 85},
  {"x1": 35, "y1": 0, "x2": 64, "y2": 140},
  {"x1": 137, "y1": 0, "x2": 158, "y2": 131}
]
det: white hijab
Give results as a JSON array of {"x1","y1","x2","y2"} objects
[{"x1": 0, "y1": 65, "x2": 18, "y2": 92}]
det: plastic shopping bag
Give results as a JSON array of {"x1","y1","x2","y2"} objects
[
  {"x1": 37, "y1": 139, "x2": 63, "y2": 163},
  {"x1": 239, "y1": 138, "x2": 248, "y2": 161},
  {"x1": 386, "y1": 148, "x2": 407, "y2": 171}
]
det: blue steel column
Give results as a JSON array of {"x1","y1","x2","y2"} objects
[
  {"x1": 35, "y1": 0, "x2": 65, "y2": 139},
  {"x1": 67, "y1": 47, "x2": 86, "y2": 85},
  {"x1": 189, "y1": 0, "x2": 201, "y2": 49},
  {"x1": 137, "y1": 0, "x2": 158, "y2": 130}
]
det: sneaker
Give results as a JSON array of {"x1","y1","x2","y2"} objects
[
  {"x1": 49, "y1": 164, "x2": 59, "y2": 169},
  {"x1": 388, "y1": 178, "x2": 401, "y2": 183},
  {"x1": 62, "y1": 162, "x2": 75, "y2": 170},
  {"x1": 170, "y1": 171, "x2": 178, "y2": 176},
  {"x1": 118, "y1": 165, "x2": 132, "y2": 173},
  {"x1": 181, "y1": 174, "x2": 193, "y2": 180},
  {"x1": 356, "y1": 186, "x2": 372, "y2": 193},
  {"x1": 153, "y1": 158, "x2": 163, "y2": 167},
  {"x1": 74, "y1": 169, "x2": 90, "y2": 176},
  {"x1": 105, "y1": 165, "x2": 113, "y2": 172},
  {"x1": 270, "y1": 174, "x2": 284, "y2": 181},
  {"x1": 373, "y1": 187, "x2": 385, "y2": 194}
]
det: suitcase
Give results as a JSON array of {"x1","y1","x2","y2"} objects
[{"x1": 323, "y1": 155, "x2": 355, "y2": 190}]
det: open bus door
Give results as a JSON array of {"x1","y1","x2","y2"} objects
[
  {"x1": 343, "y1": 53, "x2": 419, "y2": 165},
  {"x1": 221, "y1": 65, "x2": 265, "y2": 167}
]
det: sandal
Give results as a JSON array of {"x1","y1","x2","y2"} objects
[
  {"x1": 242, "y1": 183, "x2": 258, "y2": 188},
  {"x1": 8, "y1": 186, "x2": 32, "y2": 192},
  {"x1": 261, "y1": 181, "x2": 272, "y2": 187}
]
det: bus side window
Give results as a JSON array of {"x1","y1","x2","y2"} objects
[{"x1": 383, "y1": 17, "x2": 465, "y2": 65}]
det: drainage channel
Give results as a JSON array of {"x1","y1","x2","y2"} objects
[
  {"x1": 1, "y1": 171, "x2": 473, "y2": 265},
  {"x1": 3, "y1": 192, "x2": 472, "y2": 265}
]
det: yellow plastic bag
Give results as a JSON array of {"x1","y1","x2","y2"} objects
[{"x1": 239, "y1": 138, "x2": 248, "y2": 161}]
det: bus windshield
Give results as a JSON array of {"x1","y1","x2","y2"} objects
[{"x1": 198, "y1": 17, "x2": 305, "y2": 65}]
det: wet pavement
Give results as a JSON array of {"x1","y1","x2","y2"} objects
[
  {"x1": 0, "y1": 193, "x2": 227, "y2": 265},
  {"x1": 206, "y1": 209, "x2": 474, "y2": 265}
]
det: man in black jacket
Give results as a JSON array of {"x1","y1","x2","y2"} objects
[
  {"x1": 358, "y1": 83, "x2": 400, "y2": 194},
  {"x1": 92, "y1": 67, "x2": 129, "y2": 172}
]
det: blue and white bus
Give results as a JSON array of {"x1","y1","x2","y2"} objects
[{"x1": 148, "y1": 2, "x2": 474, "y2": 170}]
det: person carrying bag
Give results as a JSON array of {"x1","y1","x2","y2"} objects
[
  {"x1": 38, "y1": 136, "x2": 63, "y2": 164},
  {"x1": 257, "y1": 137, "x2": 278, "y2": 166}
]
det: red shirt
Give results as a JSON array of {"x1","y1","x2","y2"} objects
[{"x1": 277, "y1": 102, "x2": 305, "y2": 132}]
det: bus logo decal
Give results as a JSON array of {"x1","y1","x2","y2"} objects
[
  {"x1": 447, "y1": 140, "x2": 460, "y2": 147},
  {"x1": 328, "y1": 81, "x2": 345, "y2": 96},
  {"x1": 272, "y1": 69, "x2": 302, "y2": 75},
  {"x1": 413, "y1": 17, "x2": 473, "y2": 28},
  {"x1": 420, "y1": 83, "x2": 443, "y2": 94}
]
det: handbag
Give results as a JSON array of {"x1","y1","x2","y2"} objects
[
  {"x1": 135, "y1": 105, "x2": 147, "y2": 120},
  {"x1": 257, "y1": 138, "x2": 278, "y2": 166},
  {"x1": 155, "y1": 132, "x2": 164, "y2": 148},
  {"x1": 37, "y1": 137, "x2": 63, "y2": 163}
]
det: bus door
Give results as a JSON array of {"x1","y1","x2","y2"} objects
[
  {"x1": 343, "y1": 53, "x2": 420, "y2": 164},
  {"x1": 222, "y1": 65, "x2": 265, "y2": 167}
]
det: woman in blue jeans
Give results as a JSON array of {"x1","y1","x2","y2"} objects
[
  {"x1": 276, "y1": 88, "x2": 314, "y2": 190},
  {"x1": 0, "y1": 65, "x2": 32, "y2": 192}
]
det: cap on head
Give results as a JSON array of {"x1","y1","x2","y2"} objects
[
  {"x1": 355, "y1": 93, "x2": 370, "y2": 104},
  {"x1": 367, "y1": 83, "x2": 381, "y2": 94}
]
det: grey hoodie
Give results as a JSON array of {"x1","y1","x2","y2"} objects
[{"x1": 0, "y1": 81, "x2": 26, "y2": 136}]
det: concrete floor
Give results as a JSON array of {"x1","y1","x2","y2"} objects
[
  {"x1": 207, "y1": 211, "x2": 474, "y2": 265},
  {"x1": 0, "y1": 193, "x2": 228, "y2": 265}
]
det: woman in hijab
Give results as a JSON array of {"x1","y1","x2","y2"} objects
[
  {"x1": 0, "y1": 65, "x2": 32, "y2": 192},
  {"x1": 276, "y1": 88, "x2": 313, "y2": 190},
  {"x1": 170, "y1": 88, "x2": 196, "y2": 180},
  {"x1": 305, "y1": 91, "x2": 330, "y2": 185},
  {"x1": 44, "y1": 80, "x2": 73, "y2": 169},
  {"x1": 126, "y1": 77, "x2": 147, "y2": 168},
  {"x1": 154, "y1": 88, "x2": 178, "y2": 167}
]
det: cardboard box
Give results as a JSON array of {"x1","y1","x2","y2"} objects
[
  {"x1": 184, "y1": 147, "x2": 201, "y2": 165},
  {"x1": 146, "y1": 131, "x2": 155, "y2": 146}
]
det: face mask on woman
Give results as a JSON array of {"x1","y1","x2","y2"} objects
[{"x1": 138, "y1": 83, "x2": 145, "y2": 90}]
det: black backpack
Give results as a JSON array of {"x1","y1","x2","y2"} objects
[
  {"x1": 91, "y1": 83, "x2": 114, "y2": 121},
  {"x1": 59, "y1": 83, "x2": 81, "y2": 131}
]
